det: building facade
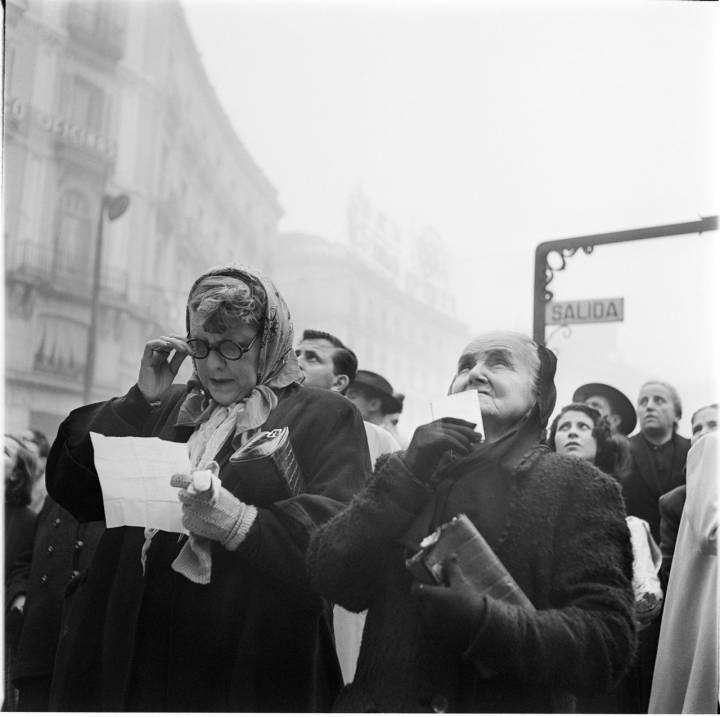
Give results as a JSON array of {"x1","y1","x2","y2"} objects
[
  {"x1": 4, "y1": 0, "x2": 282, "y2": 438},
  {"x1": 272, "y1": 213, "x2": 467, "y2": 435}
]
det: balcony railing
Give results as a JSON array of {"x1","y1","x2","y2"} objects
[
  {"x1": 6, "y1": 241, "x2": 195, "y2": 334},
  {"x1": 66, "y1": 1, "x2": 125, "y2": 61},
  {"x1": 6, "y1": 241, "x2": 129, "y2": 299},
  {"x1": 136, "y1": 285, "x2": 187, "y2": 332}
]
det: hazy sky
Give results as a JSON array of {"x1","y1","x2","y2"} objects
[{"x1": 181, "y1": 0, "x2": 718, "y2": 434}]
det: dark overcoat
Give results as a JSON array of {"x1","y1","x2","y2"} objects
[
  {"x1": 657, "y1": 484, "x2": 686, "y2": 592},
  {"x1": 46, "y1": 383, "x2": 369, "y2": 712},
  {"x1": 308, "y1": 447, "x2": 637, "y2": 713},
  {"x1": 7, "y1": 497, "x2": 104, "y2": 692},
  {"x1": 623, "y1": 432, "x2": 690, "y2": 542}
]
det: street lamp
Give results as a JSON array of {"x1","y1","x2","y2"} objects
[{"x1": 83, "y1": 193, "x2": 130, "y2": 404}]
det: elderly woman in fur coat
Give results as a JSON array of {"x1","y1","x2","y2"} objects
[{"x1": 308, "y1": 331, "x2": 637, "y2": 713}]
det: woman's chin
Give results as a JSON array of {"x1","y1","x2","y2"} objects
[{"x1": 207, "y1": 382, "x2": 243, "y2": 405}]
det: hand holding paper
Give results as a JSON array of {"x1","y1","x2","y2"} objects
[
  {"x1": 403, "y1": 418, "x2": 481, "y2": 484},
  {"x1": 429, "y1": 390, "x2": 485, "y2": 440},
  {"x1": 170, "y1": 460, "x2": 220, "y2": 493}
]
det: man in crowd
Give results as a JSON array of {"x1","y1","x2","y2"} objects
[
  {"x1": 346, "y1": 370, "x2": 403, "y2": 429},
  {"x1": 619, "y1": 380, "x2": 691, "y2": 713},
  {"x1": 294, "y1": 329, "x2": 357, "y2": 394},
  {"x1": 573, "y1": 382, "x2": 637, "y2": 436},
  {"x1": 295, "y1": 331, "x2": 400, "y2": 465},
  {"x1": 624, "y1": 380, "x2": 690, "y2": 543}
]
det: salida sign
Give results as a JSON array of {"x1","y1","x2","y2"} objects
[{"x1": 546, "y1": 297, "x2": 624, "y2": 325}]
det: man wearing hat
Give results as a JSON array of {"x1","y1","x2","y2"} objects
[
  {"x1": 346, "y1": 370, "x2": 403, "y2": 428},
  {"x1": 573, "y1": 382, "x2": 637, "y2": 436}
]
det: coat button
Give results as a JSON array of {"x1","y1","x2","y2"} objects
[
  {"x1": 53, "y1": 518, "x2": 61, "y2": 527},
  {"x1": 47, "y1": 545, "x2": 55, "y2": 555},
  {"x1": 74, "y1": 540, "x2": 84, "y2": 550},
  {"x1": 431, "y1": 695, "x2": 449, "y2": 714},
  {"x1": 40, "y1": 574, "x2": 48, "y2": 584},
  {"x1": 69, "y1": 570, "x2": 80, "y2": 582}
]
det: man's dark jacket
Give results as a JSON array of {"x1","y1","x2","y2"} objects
[
  {"x1": 657, "y1": 484, "x2": 686, "y2": 592},
  {"x1": 623, "y1": 432, "x2": 690, "y2": 542}
]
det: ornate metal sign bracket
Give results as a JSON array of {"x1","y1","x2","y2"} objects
[{"x1": 533, "y1": 215, "x2": 718, "y2": 345}]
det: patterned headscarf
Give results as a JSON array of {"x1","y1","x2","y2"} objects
[{"x1": 175, "y1": 264, "x2": 303, "y2": 440}]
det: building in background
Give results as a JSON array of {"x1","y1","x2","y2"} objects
[
  {"x1": 272, "y1": 190, "x2": 467, "y2": 433},
  {"x1": 4, "y1": 0, "x2": 282, "y2": 438}
]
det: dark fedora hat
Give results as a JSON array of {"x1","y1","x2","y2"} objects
[
  {"x1": 350, "y1": 370, "x2": 403, "y2": 414},
  {"x1": 573, "y1": 382, "x2": 637, "y2": 436}
]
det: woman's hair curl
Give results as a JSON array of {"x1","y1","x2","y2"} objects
[{"x1": 188, "y1": 276, "x2": 267, "y2": 334}]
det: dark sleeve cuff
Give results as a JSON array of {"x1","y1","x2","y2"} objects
[
  {"x1": 462, "y1": 594, "x2": 519, "y2": 666},
  {"x1": 110, "y1": 384, "x2": 154, "y2": 427},
  {"x1": 375, "y1": 454, "x2": 432, "y2": 510},
  {"x1": 234, "y1": 518, "x2": 261, "y2": 559}
]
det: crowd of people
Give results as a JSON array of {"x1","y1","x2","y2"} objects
[{"x1": 4, "y1": 263, "x2": 718, "y2": 713}]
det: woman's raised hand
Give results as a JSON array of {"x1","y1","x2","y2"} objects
[
  {"x1": 403, "y1": 418, "x2": 481, "y2": 484},
  {"x1": 138, "y1": 336, "x2": 190, "y2": 402}
]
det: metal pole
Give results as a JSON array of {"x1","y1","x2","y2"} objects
[
  {"x1": 533, "y1": 215, "x2": 718, "y2": 345},
  {"x1": 83, "y1": 196, "x2": 107, "y2": 404}
]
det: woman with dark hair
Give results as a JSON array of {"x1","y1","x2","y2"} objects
[
  {"x1": 548, "y1": 402, "x2": 631, "y2": 479},
  {"x1": 4, "y1": 435, "x2": 38, "y2": 710},
  {"x1": 45, "y1": 265, "x2": 369, "y2": 712},
  {"x1": 548, "y1": 402, "x2": 663, "y2": 714}
]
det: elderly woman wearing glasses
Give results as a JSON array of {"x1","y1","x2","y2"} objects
[
  {"x1": 45, "y1": 266, "x2": 369, "y2": 712},
  {"x1": 308, "y1": 331, "x2": 637, "y2": 713}
]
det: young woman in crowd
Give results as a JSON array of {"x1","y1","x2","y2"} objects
[{"x1": 548, "y1": 402, "x2": 663, "y2": 713}]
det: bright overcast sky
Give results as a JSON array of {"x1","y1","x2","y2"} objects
[{"x1": 181, "y1": 0, "x2": 719, "y2": 433}]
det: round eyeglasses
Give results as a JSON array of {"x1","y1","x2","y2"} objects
[{"x1": 186, "y1": 333, "x2": 259, "y2": 361}]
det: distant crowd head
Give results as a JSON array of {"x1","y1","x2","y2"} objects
[
  {"x1": 4, "y1": 434, "x2": 39, "y2": 507},
  {"x1": 690, "y1": 403, "x2": 718, "y2": 445},
  {"x1": 637, "y1": 380, "x2": 682, "y2": 442},
  {"x1": 346, "y1": 371, "x2": 403, "y2": 426},
  {"x1": 572, "y1": 382, "x2": 636, "y2": 436}
]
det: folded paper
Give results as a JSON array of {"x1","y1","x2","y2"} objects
[
  {"x1": 429, "y1": 390, "x2": 484, "y2": 439},
  {"x1": 90, "y1": 432, "x2": 191, "y2": 533}
]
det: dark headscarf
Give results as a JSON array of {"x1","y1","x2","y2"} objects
[{"x1": 535, "y1": 343, "x2": 558, "y2": 428}]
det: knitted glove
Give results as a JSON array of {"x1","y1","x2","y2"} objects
[
  {"x1": 411, "y1": 555, "x2": 488, "y2": 651},
  {"x1": 171, "y1": 469, "x2": 257, "y2": 551}
]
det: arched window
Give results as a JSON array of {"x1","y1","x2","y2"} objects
[{"x1": 56, "y1": 189, "x2": 93, "y2": 279}]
